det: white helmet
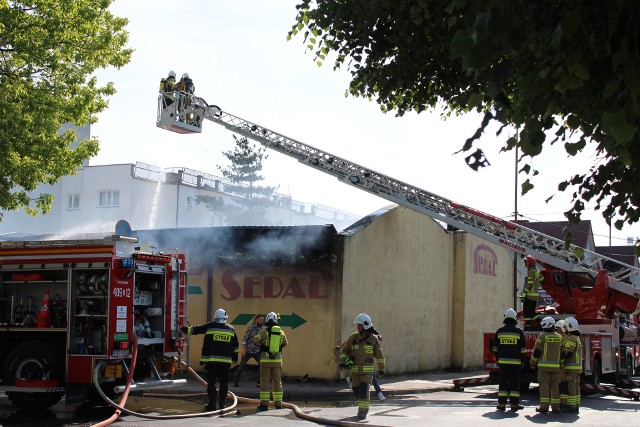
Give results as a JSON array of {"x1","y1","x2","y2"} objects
[
  {"x1": 565, "y1": 317, "x2": 579, "y2": 332},
  {"x1": 555, "y1": 319, "x2": 565, "y2": 330},
  {"x1": 214, "y1": 308, "x2": 227, "y2": 322},
  {"x1": 182, "y1": 72, "x2": 190, "y2": 79},
  {"x1": 541, "y1": 316, "x2": 556, "y2": 329},
  {"x1": 168, "y1": 70, "x2": 176, "y2": 78},
  {"x1": 504, "y1": 308, "x2": 517, "y2": 320},
  {"x1": 266, "y1": 312, "x2": 278, "y2": 324},
  {"x1": 353, "y1": 313, "x2": 373, "y2": 330}
]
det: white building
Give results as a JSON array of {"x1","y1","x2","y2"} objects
[{"x1": 0, "y1": 161, "x2": 360, "y2": 238}]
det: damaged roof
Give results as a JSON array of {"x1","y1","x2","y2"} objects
[{"x1": 135, "y1": 225, "x2": 337, "y2": 263}]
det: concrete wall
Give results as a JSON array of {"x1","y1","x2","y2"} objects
[
  {"x1": 451, "y1": 232, "x2": 515, "y2": 369},
  {"x1": 338, "y1": 206, "x2": 454, "y2": 374}
]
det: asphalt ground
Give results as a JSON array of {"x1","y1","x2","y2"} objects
[{"x1": 147, "y1": 367, "x2": 487, "y2": 400}]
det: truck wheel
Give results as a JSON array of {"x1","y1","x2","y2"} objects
[
  {"x1": 591, "y1": 359, "x2": 602, "y2": 386},
  {"x1": 2, "y1": 341, "x2": 64, "y2": 410}
]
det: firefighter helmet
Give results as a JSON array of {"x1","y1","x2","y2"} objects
[
  {"x1": 555, "y1": 319, "x2": 565, "y2": 330},
  {"x1": 541, "y1": 316, "x2": 555, "y2": 329},
  {"x1": 565, "y1": 316, "x2": 579, "y2": 332},
  {"x1": 504, "y1": 308, "x2": 517, "y2": 320},
  {"x1": 266, "y1": 312, "x2": 278, "y2": 324},
  {"x1": 214, "y1": 308, "x2": 227, "y2": 322},
  {"x1": 182, "y1": 72, "x2": 190, "y2": 79},
  {"x1": 353, "y1": 313, "x2": 373, "y2": 330},
  {"x1": 524, "y1": 255, "x2": 537, "y2": 268},
  {"x1": 168, "y1": 70, "x2": 176, "y2": 78}
]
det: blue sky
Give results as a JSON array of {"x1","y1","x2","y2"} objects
[{"x1": 91, "y1": 0, "x2": 638, "y2": 247}]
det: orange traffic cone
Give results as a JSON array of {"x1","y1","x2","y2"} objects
[{"x1": 36, "y1": 289, "x2": 51, "y2": 328}]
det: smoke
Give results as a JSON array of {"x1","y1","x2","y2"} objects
[{"x1": 134, "y1": 225, "x2": 336, "y2": 265}]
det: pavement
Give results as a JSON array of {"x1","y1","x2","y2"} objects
[{"x1": 148, "y1": 367, "x2": 489, "y2": 400}]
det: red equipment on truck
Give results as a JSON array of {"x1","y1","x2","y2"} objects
[
  {"x1": 156, "y1": 89, "x2": 640, "y2": 390},
  {"x1": 0, "y1": 235, "x2": 188, "y2": 409}
]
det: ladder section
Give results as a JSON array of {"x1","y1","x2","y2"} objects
[{"x1": 191, "y1": 97, "x2": 640, "y2": 284}]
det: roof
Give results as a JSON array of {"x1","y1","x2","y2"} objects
[
  {"x1": 595, "y1": 245, "x2": 639, "y2": 269},
  {"x1": 339, "y1": 205, "x2": 396, "y2": 237},
  {"x1": 515, "y1": 220, "x2": 593, "y2": 248},
  {"x1": 134, "y1": 225, "x2": 337, "y2": 264}
]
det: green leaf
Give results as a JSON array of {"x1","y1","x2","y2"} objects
[
  {"x1": 602, "y1": 111, "x2": 635, "y2": 144},
  {"x1": 572, "y1": 63, "x2": 590, "y2": 81},
  {"x1": 468, "y1": 92, "x2": 482, "y2": 108},
  {"x1": 573, "y1": 247, "x2": 585, "y2": 258},
  {"x1": 451, "y1": 30, "x2": 473, "y2": 57},
  {"x1": 521, "y1": 179, "x2": 534, "y2": 195}
]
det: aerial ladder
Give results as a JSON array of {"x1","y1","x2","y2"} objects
[{"x1": 156, "y1": 91, "x2": 640, "y2": 301}]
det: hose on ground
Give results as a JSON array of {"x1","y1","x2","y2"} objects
[
  {"x1": 185, "y1": 360, "x2": 393, "y2": 427},
  {"x1": 91, "y1": 335, "x2": 237, "y2": 423}
]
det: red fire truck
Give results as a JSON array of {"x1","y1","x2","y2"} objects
[
  {"x1": 0, "y1": 235, "x2": 188, "y2": 409},
  {"x1": 483, "y1": 265, "x2": 640, "y2": 389}
]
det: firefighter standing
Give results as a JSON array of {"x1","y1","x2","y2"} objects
[
  {"x1": 492, "y1": 308, "x2": 526, "y2": 411},
  {"x1": 253, "y1": 312, "x2": 288, "y2": 411},
  {"x1": 555, "y1": 319, "x2": 569, "y2": 410},
  {"x1": 340, "y1": 313, "x2": 385, "y2": 420},
  {"x1": 530, "y1": 316, "x2": 562, "y2": 413},
  {"x1": 562, "y1": 317, "x2": 582, "y2": 413},
  {"x1": 181, "y1": 308, "x2": 239, "y2": 411},
  {"x1": 522, "y1": 255, "x2": 542, "y2": 330},
  {"x1": 162, "y1": 70, "x2": 177, "y2": 108}
]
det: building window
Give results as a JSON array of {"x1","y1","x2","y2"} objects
[
  {"x1": 98, "y1": 190, "x2": 120, "y2": 207},
  {"x1": 67, "y1": 194, "x2": 80, "y2": 209}
]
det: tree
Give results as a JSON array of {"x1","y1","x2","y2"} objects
[
  {"x1": 289, "y1": 1, "x2": 640, "y2": 232},
  {"x1": 0, "y1": 0, "x2": 131, "y2": 218},
  {"x1": 197, "y1": 135, "x2": 276, "y2": 225}
]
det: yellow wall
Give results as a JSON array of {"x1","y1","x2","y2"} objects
[
  {"x1": 340, "y1": 206, "x2": 453, "y2": 374},
  {"x1": 187, "y1": 262, "x2": 338, "y2": 378},
  {"x1": 451, "y1": 232, "x2": 515, "y2": 369}
]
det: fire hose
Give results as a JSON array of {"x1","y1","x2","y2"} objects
[
  {"x1": 91, "y1": 334, "x2": 237, "y2": 426},
  {"x1": 92, "y1": 336, "x2": 389, "y2": 427}
]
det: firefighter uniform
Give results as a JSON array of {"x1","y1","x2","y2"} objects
[
  {"x1": 340, "y1": 329, "x2": 385, "y2": 419},
  {"x1": 562, "y1": 333, "x2": 582, "y2": 412},
  {"x1": 253, "y1": 320, "x2": 288, "y2": 410},
  {"x1": 522, "y1": 266, "x2": 542, "y2": 327},
  {"x1": 183, "y1": 318, "x2": 239, "y2": 411},
  {"x1": 492, "y1": 320, "x2": 526, "y2": 409},
  {"x1": 531, "y1": 330, "x2": 562, "y2": 412}
]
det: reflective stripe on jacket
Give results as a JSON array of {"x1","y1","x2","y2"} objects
[
  {"x1": 492, "y1": 324, "x2": 526, "y2": 366},
  {"x1": 532, "y1": 331, "x2": 562, "y2": 371},
  {"x1": 187, "y1": 321, "x2": 239, "y2": 365},
  {"x1": 563, "y1": 334, "x2": 582, "y2": 372},
  {"x1": 340, "y1": 330, "x2": 385, "y2": 375}
]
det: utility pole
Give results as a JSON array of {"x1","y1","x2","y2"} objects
[{"x1": 513, "y1": 143, "x2": 519, "y2": 309}]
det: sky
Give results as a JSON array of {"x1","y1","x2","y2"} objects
[{"x1": 90, "y1": 0, "x2": 639, "y2": 248}]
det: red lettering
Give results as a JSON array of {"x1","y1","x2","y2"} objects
[
  {"x1": 282, "y1": 278, "x2": 306, "y2": 298},
  {"x1": 308, "y1": 275, "x2": 328, "y2": 299},
  {"x1": 264, "y1": 276, "x2": 283, "y2": 298},
  {"x1": 220, "y1": 268, "x2": 241, "y2": 301},
  {"x1": 243, "y1": 276, "x2": 261, "y2": 298}
]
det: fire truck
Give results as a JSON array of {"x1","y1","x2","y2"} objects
[
  {"x1": 0, "y1": 235, "x2": 188, "y2": 409},
  {"x1": 157, "y1": 89, "x2": 640, "y2": 390}
]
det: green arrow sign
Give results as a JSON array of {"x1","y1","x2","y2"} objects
[
  {"x1": 278, "y1": 313, "x2": 307, "y2": 329},
  {"x1": 230, "y1": 313, "x2": 256, "y2": 326},
  {"x1": 230, "y1": 313, "x2": 307, "y2": 329}
]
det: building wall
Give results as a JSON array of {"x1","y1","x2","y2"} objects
[
  {"x1": 451, "y1": 232, "x2": 516, "y2": 369},
  {"x1": 339, "y1": 206, "x2": 454, "y2": 374},
  {"x1": 185, "y1": 260, "x2": 339, "y2": 379}
]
